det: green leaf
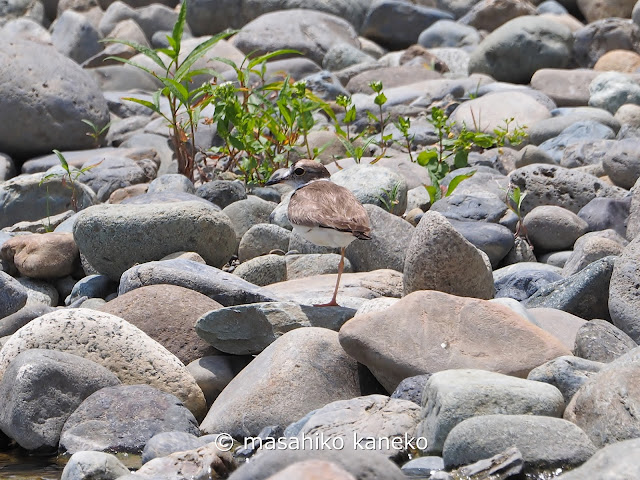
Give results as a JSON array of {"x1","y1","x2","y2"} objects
[
  {"x1": 453, "y1": 150, "x2": 468, "y2": 169},
  {"x1": 160, "y1": 77, "x2": 189, "y2": 104},
  {"x1": 344, "y1": 106, "x2": 356, "y2": 124},
  {"x1": 121, "y1": 96, "x2": 161, "y2": 114},
  {"x1": 171, "y1": 0, "x2": 187, "y2": 55},
  {"x1": 425, "y1": 185, "x2": 440, "y2": 204},
  {"x1": 53, "y1": 149, "x2": 70, "y2": 174},
  {"x1": 445, "y1": 171, "x2": 475, "y2": 197},
  {"x1": 174, "y1": 31, "x2": 236, "y2": 82},
  {"x1": 277, "y1": 100, "x2": 293, "y2": 126},
  {"x1": 228, "y1": 135, "x2": 245, "y2": 151},
  {"x1": 247, "y1": 49, "x2": 301, "y2": 69},
  {"x1": 511, "y1": 186, "x2": 521, "y2": 208},
  {"x1": 416, "y1": 149, "x2": 438, "y2": 167},
  {"x1": 102, "y1": 40, "x2": 167, "y2": 70},
  {"x1": 374, "y1": 92, "x2": 387, "y2": 106}
]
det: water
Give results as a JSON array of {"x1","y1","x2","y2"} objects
[{"x1": 0, "y1": 449, "x2": 65, "y2": 480}]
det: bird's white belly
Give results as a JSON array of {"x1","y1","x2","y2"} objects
[{"x1": 292, "y1": 225, "x2": 357, "y2": 248}]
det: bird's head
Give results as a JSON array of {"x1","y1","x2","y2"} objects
[{"x1": 266, "y1": 160, "x2": 331, "y2": 189}]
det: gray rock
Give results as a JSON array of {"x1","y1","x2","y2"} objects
[
  {"x1": 524, "y1": 256, "x2": 616, "y2": 321},
  {"x1": 17, "y1": 277, "x2": 59, "y2": 307},
  {"x1": 121, "y1": 191, "x2": 215, "y2": 207},
  {"x1": 99, "y1": 2, "x2": 179, "y2": 40},
  {"x1": 135, "y1": 442, "x2": 237, "y2": 479},
  {"x1": 361, "y1": 1, "x2": 453, "y2": 50},
  {"x1": 60, "y1": 451, "x2": 130, "y2": 480},
  {"x1": 508, "y1": 164, "x2": 627, "y2": 215},
  {"x1": 195, "y1": 301, "x2": 356, "y2": 355},
  {"x1": 391, "y1": 374, "x2": 432, "y2": 406},
  {"x1": 403, "y1": 211, "x2": 495, "y2": 299},
  {"x1": 528, "y1": 109, "x2": 620, "y2": 145},
  {"x1": 523, "y1": 206, "x2": 589, "y2": 252},
  {"x1": 0, "y1": 40, "x2": 110, "y2": 158},
  {"x1": 0, "y1": 173, "x2": 97, "y2": 229},
  {"x1": 538, "y1": 250, "x2": 573, "y2": 268},
  {"x1": 141, "y1": 431, "x2": 204, "y2": 464},
  {"x1": 0, "y1": 271, "x2": 28, "y2": 318},
  {"x1": 222, "y1": 196, "x2": 277, "y2": 243},
  {"x1": 118, "y1": 258, "x2": 280, "y2": 306},
  {"x1": 430, "y1": 194, "x2": 509, "y2": 224},
  {"x1": 285, "y1": 253, "x2": 353, "y2": 279},
  {"x1": 609, "y1": 237, "x2": 640, "y2": 341},
  {"x1": 73, "y1": 202, "x2": 237, "y2": 281},
  {"x1": 238, "y1": 224, "x2": 291, "y2": 262},
  {"x1": 233, "y1": 254, "x2": 288, "y2": 287},
  {"x1": 0, "y1": 0, "x2": 45, "y2": 28},
  {"x1": 196, "y1": 180, "x2": 247, "y2": 208},
  {"x1": 527, "y1": 355, "x2": 604, "y2": 405},
  {"x1": 284, "y1": 395, "x2": 421, "y2": 459},
  {"x1": 564, "y1": 355, "x2": 640, "y2": 447},
  {"x1": 50, "y1": 10, "x2": 102, "y2": 64},
  {"x1": 555, "y1": 438, "x2": 640, "y2": 480},
  {"x1": 601, "y1": 137, "x2": 640, "y2": 188},
  {"x1": 66, "y1": 274, "x2": 116, "y2": 305},
  {"x1": 199, "y1": 328, "x2": 362, "y2": 438},
  {"x1": 59, "y1": 384, "x2": 199, "y2": 454},
  {"x1": 443, "y1": 414, "x2": 596, "y2": 471},
  {"x1": 562, "y1": 234, "x2": 625, "y2": 276},
  {"x1": 147, "y1": 174, "x2": 195, "y2": 195},
  {"x1": 628, "y1": 177, "x2": 640, "y2": 239},
  {"x1": 187, "y1": 355, "x2": 253, "y2": 407},
  {"x1": 231, "y1": 9, "x2": 359, "y2": 66},
  {"x1": 345, "y1": 204, "x2": 413, "y2": 272},
  {"x1": 418, "y1": 19, "x2": 480, "y2": 50},
  {"x1": 0, "y1": 349, "x2": 121, "y2": 451},
  {"x1": 574, "y1": 19, "x2": 640, "y2": 69},
  {"x1": 494, "y1": 268, "x2": 563, "y2": 302},
  {"x1": 578, "y1": 196, "x2": 631, "y2": 238},
  {"x1": 574, "y1": 319, "x2": 638, "y2": 363},
  {"x1": 402, "y1": 456, "x2": 445, "y2": 477},
  {"x1": 447, "y1": 219, "x2": 514, "y2": 267},
  {"x1": 538, "y1": 120, "x2": 616, "y2": 163},
  {"x1": 322, "y1": 43, "x2": 375, "y2": 71},
  {"x1": 460, "y1": 0, "x2": 538, "y2": 31},
  {"x1": 468, "y1": 15, "x2": 572, "y2": 83},
  {"x1": 0, "y1": 153, "x2": 16, "y2": 182},
  {"x1": 590, "y1": 71, "x2": 640, "y2": 115},
  {"x1": 416, "y1": 369, "x2": 565, "y2": 455},
  {"x1": 76, "y1": 155, "x2": 154, "y2": 202},
  {"x1": 331, "y1": 164, "x2": 408, "y2": 216},
  {"x1": 0, "y1": 304, "x2": 54, "y2": 337}
]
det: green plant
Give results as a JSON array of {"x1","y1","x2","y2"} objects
[
  {"x1": 39, "y1": 150, "x2": 100, "y2": 212},
  {"x1": 367, "y1": 81, "x2": 392, "y2": 160},
  {"x1": 394, "y1": 116, "x2": 414, "y2": 162},
  {"x1": 378, "y1": 181, "x2": 402, "y2": 213},
  {"x1": 416, "y1": 107, "x2": 527, "y2": 204},
  {"x1": 103, "y1": 0, "x2": 233, "y2": 181},
  {"x1": 81, "y1": 119, "x2": 112, "y2": 148},
  {"x1": 505, "y1": 184, "x2": 531, "y2": 245}
]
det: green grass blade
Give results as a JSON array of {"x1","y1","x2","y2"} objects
[
  {"x1": 247, "y1": 49, "x2": 301, "y2": 69},
  {"x1": 102, "y1": 39, "x2": 167, "y2": 70},
  {"x1": 53, "y1": 149, "x2": 70, "y2": 174},
  {"x1": 172, "y1": 0, "x2": 187, "y2": 55},
  {"x1": 174, "y1": 31, "x2": 236, "y2": 82}
]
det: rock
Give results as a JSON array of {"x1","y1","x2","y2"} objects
[
  {"x1": 285, "y1": 253, "x2": 353, "y2": 279},
  {"x1": 530, "y1": 68, "x2": 601, "y2": 107},
  {"x1": 564, "y1": 356, "x2": 640, "y2": 447},
  {"x1": 361, "y1": 1, "x2": 453, "y2": 50},
  {"x1": 0, "y1": 18, "x2": 51, "y2": 45},
  {"x1": 331, "y1": 164, "x2": 408, "y2": 216},
  {"x1": 99, "y1": 285, "x2": 223, "y2": 364},
  {"x1": 233, "y1": 255, "x2": 288, "y2": 287},
  {"x1": 60, "y1": 451, "x2": 130, "y2": 480},
  {"x1": 590, "y1": 72, "x2": 640, "y2": 114},
  {"x1": 0, "y1": 308, "x2": 206, "y2": 420},
  {"x1": 460, "y1": 0, "x2": 537, "y2": 32},
  {"x1": 0, "y1": 40, "x2": 110, "y2": 158},
  {"x1": 345, "y1": 204, "x2": 414, "y2": 272},
  {"x1": 0, "y1": 349, "x2": 121, "y2": 451},
  {"x1": 339, "y1": 290, "x2": 571, "y2": 392},
  {"x1": 609, "y1": 236, "x2": 640, "y2": 341},
  {"x1": 578, "y1": 0, "x2": 636, "y2": 23},
  {"x1": 468, "y1": 16, "x2": 572, "y2": 83},
  {"x1": 508, "y1": 164, "x2": 626, "y2": 215},
  {"x1": 600, "y1": 138, "x2": 640, "y2": 188},
  {"x1": 66, "y1": 274, "x2": 116, "y2": 305},
  {"x1": 594, "y1": 49, "x2": 640, "y2": 73},
  {"x1": 527, "y1": 355, "x2": 604, "y2": 405},
  {"x1": 555, "y1": 438, "x2": 640, "y2": 480},
  {"x1": 416, "y1": 369, "x2": 565, "y2": 455},
  {"x1": 562, "y1": 234, "x2": 625, "y2": 276},
  {"x1": 528, "y1": 108, "x2": 621, "y2": 145},
  {"x1": 0, "y1": 271, "x2": 28, "y2": 318},
  {"x1": 141, "y1": 431, "x2": 205, "y2": 464},
  {"x1": 323, "y1": 43, "x2": 375, "y2": 71},
  {"x1": 0, "y1": 233, "x2": 78, "y2": 279},
  {"x1": 391, "y1": 374, "x2": 432, "y2": 405},
  {"x1": 494, "y1": 269, "x2": 563, "y2": 302},
  {"x1": 417, "y1": 19, "x2": 480, "y2": 49},
  {"x1": 196, "y1": 180, "x2": 247, "y2": 208},
  {"x1": 73, "y1": 202, "x2": 237, "y2": 281},
  {"x1": 578, "y1": 196, "x2": 631, "y2": 237},
  {"x1": 136, "y1": 442, "x2": 237, "y2": 478},
  {"x1": 442, "y1": 414, "x2": 596, "y2": 471},
  {"x1": 0, "y1": 153, "x2": 16, "y2": 182},
  {"x1": 228, "y1": 448, "x2": 405, "y2": 480},
  {"x1": 238, "y1": 224, "x2": 290, "y2": 262},
  {"x1": 231, "y1": 9, "x2": 359, "y2": 66},
  {"x1": 628, "y1": 177, "x2": 640, "y2": 239},
  {"x1": 264, "y1": 269, "x2": 402, "y2": 309},
  {"x1": 538, "y1": 120, "x2": 616, "y2": 163},
  {"x1": 222, "y1": 196, "x2": 277, "y2": 243},
  {"x1": 401, "y1": 456, "x2": 445, "y2": 478},
  {"x1": 187, "y1": 356, "x2": 252, "y2": 407},
  {"x1": 523, "y1": 206, "x2": 589, "y2": 252},
  {"x1": 264, "y1": 460, "x2": 356, "y2": 480},
  {"x1": 403, "y1": 212, "x2": 495, "y2": 299},
  {"x1": 0, "y1": 304, "x2": 54, "y2": 337},
  {"x1": 573, "y1": 18, "x2": 640, "y2": 68},
  {"x1": 447, "y1": 220, "x2": 514, "y2": 267},
  {"x1": 524, "y1": 256, "x2": 616, "y2": 321},
  {"x1": 430, "y1": 194, "x2": 510, "y2": 224},
  {"x1": 50, "y1": 10, "x2": 102, "y2": 64},
  {"x1": 16, "y1": 277, "x2": 58, "y2": 307},
  {"x1": 195, "y1": 302, "x2": 356, "y2": 355},
  {"x1": 148, "y1": 174, "x2": 195, "y2": 195},
  {"x1": 59, "y1": 384, "x2": 199, "y2": 454},
  {"x1": 0, "y1": 173, "x2": 97, "y2": 229},
  {"x1": 528, "y1": 307, "x2": 588, "y2": 351},
  {"x1": 199, "y1": 328, "x2": 362, "y2": 438},
  {"x1": 77, "y1": 155, "x2": 154, "y2": 202},
  {"x1": 574, "y1": 319, "x2": 638, "y2": 362},
  {"x1": 538, "y1": 250, "x2": 573, "y2": 268},
  {"x1": 119, "y1": 259, "x2": 280, "y2": 306}
]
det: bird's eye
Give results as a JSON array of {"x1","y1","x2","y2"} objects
[{"x1": 294, "y1": 167, "x2": 304, "y2": 176}]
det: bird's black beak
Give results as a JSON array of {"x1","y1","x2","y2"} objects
[{"x1": 266, "y1": 167, "x2": 290, "y2": 186}]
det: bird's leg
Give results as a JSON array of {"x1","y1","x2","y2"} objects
[{"x1": 314, "y1": 247, "x2": 345, "y2": 307}]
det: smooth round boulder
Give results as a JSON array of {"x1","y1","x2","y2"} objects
[
  {"x1": 73, "y1": 201, "x2": 237, "y2": 281},
  {"x1": 0, "y1": 40, "x2": 110, "y2": 158},
  {"x1": 0, "y1": 233, "x2": 79, "y2": 279},
  {"x1": 523, "y1": 206, "x2": 589, "y2": 251},
  {"x1": 0, "y1": 271, "x2": 28, "y2": 318}
]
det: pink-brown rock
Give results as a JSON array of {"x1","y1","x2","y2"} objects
[
  {"x1": 339, "y1": 291, "x2": 572, "y2": 391},
  {"x1": 577, "y1": 0, "x2": 636, "y2": 23},
  {"x1": 0, "y1": 232, "x2": 79, "y2": 279},
  {"x1": 529, "y1": 308, "x2": 588, "y2": 351},
  {"x1": 594, "y1": 49, "x2": 640, "y2": 73},
  {"x1": 265, "y1": 460, "x2": 356, "y2": 480}
]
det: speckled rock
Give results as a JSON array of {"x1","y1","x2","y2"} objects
[
  {"x1": 573, "y1": 18, "x2": 640, "y2": 68},
  {"x1": 609, "y1": 236, "x2": 640, "y2": 342},
  {"x1": 590, "y1": 72, "x2": 640, "y2": 114},
  {"x1": 0, "y1": 271, "x2": 28, "y2": 318},
  {"x1": 523, "y1": 206, "x2": 589, "y2": 251},
  {"x1": 222, "y1": 196, "x2": 277, "y2": 243},
  {"x1": 574, "y1": 319, "x2": 638, "y2": 363},
  {"x1": 60, "y1": 451, "x2": 130, "y2": 480},
  {"x1": 238, "y1": 224, "x2": 291, "y2": 262}
]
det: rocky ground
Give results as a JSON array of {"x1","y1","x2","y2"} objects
[{"x1": 2, "y1": 0, "x2": 640, "y2": 479}]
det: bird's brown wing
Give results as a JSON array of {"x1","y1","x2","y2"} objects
[{"x1": 288, "y1": 181, "x2": 371, "y2": 239}]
